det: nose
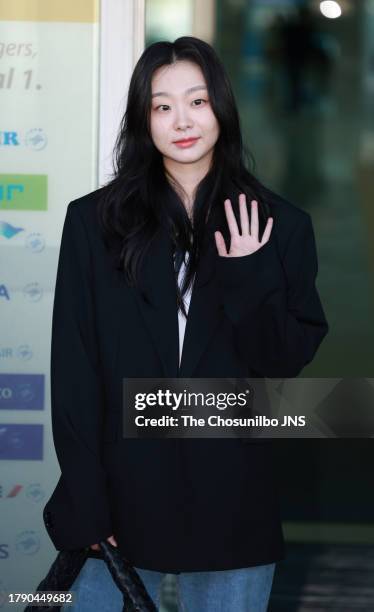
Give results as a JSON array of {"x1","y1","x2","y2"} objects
[{"x1": 173, "y1": 103, "x2": 193, "y2": 131}]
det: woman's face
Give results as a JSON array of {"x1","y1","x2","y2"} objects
[{"x1": 149, "y1": 60, "x2": 220, "y2": 168}]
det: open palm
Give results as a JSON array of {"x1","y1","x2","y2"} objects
[{"x1": 214, "y1": 193, "x2": 273, "y2": 257}]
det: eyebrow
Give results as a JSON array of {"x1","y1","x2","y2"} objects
[{"x1": 151, "y1": 85, "x2": 207, "y2": 99}]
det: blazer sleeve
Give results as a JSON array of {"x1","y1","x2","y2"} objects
[
  {"x1": 216, "y1": 212, "x2": 329, "y2": 377},
  {"x1": 49, "y1": 201, "x2": 112, "y2": 546}
]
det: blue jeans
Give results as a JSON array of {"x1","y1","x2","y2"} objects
[{"x1": 65, "y1": 558, "x2": 276, "y2": 611}]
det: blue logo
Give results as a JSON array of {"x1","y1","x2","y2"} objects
[
  {"x1": 0, "y1": 346, "x2": 34, "y2": 361},
  {"x1": 16, "y1": 345, "x2": 33, "y2": 361},
  {"x1": 25, "y1": 128, "x2": 48, "y2": 151},
  {"x1": 26, "y1": 483, "x2": 45, "y2": 503},
  {"x1": 23, "y1": 282, "x2": 43, "y2": 302},
  {"x1": 0, "y1": 129, "x2": 48, "y2": 151},
  {"x1": 15, "y1": 531, "x2": 40, "y2": 555},
  {"x1": 0, "y1": 424, "x2": 43, "y2": 460},
  {"x1": 0, "y1": 220, "x2": 24, "y2": 239},
  {"x1": 25, "y1": 232, "x2": 45, "y2": 253},
  {"x1": 0, "y1": 374, "x2": 44, "y2": 410}
]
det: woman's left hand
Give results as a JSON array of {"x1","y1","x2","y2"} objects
[{"x1": 214, "y1": 193, "x2": 273, "y2": 257}]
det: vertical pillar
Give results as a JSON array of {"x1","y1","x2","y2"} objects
[{"x1": 99, "y1": 0, "x2": 145, "y2": 184}]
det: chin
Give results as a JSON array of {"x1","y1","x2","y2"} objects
[
  {"x1": 163, "y1": 146, "x2": 211, "y2": 165},
  {"x1": 168, "y1": 152, "x2": 202, "y2": 162}
]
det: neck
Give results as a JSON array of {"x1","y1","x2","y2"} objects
[{"x1": 163, "y1": 153, "x2": 213, "y2": 217}]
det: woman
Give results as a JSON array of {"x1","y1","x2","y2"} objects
[{"x1": 44, "y1": 36, "x2": 329, "y2": 611}]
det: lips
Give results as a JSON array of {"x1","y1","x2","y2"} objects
[
  {"x1": 174, "y1": 137, "x2": 199, "y2": 144},
  {"x1": 173, "y1": 137, "x2": 200, "y2": 148}
]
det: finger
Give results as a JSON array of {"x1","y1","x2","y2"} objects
[
  {"x1": 260, "y1": 217, "x2": 273, "y2": 244},
  {"x1": 239, "y1": 193, "x2": 249, "y2": 235},
  {"x1": 224, "y1": 199, "x2": 240, "y2": 238},
  {"x1": 250, "y1": 200, "x2": 259, "y2": 240},
  {"x1": 214, "y1": 231, "x2": 228, "y2": 256},
  {"x1": 90, "y1": 543, "x2": 100, "y2": 550},
  {"x1": 108, "y1": 535, "x2": 118, "y2": 547}
]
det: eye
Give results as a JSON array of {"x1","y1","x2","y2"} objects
[
  {"x1": 155, "y1": 104, "x2": 170, "y2": 112},
  {"x1": 192, "y1": 98, "x2": 207, "y2": 106}
]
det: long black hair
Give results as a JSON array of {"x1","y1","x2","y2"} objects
[{"x1": 97, "y1": 36, "x2": 272, "y2": 317}]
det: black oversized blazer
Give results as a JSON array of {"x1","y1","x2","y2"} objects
[{"x1": 43, "y1": 185, "x2": 328, "y2": 574}]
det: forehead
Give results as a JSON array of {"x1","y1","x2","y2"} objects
[{"x1": 151, "y1": 61, "x2": 206, "y2": 93}]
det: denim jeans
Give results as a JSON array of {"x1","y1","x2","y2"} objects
[{"x1": 64, "y1": 557, "x2": 276, "y2": 611}]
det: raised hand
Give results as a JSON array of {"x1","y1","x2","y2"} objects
[{"x1": 214, "y1": 193, "x2": 273, "y2": 257}]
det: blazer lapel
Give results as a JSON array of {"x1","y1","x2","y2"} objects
[
  {"x1": 178, "y1": 238, "x2": 224, "y2": 377},
  {"x1": 132, "y1": 224, "x2": 224, "y2": 378},
  {"x1": 132, "y1": 224, "x2": 180, "y2": 378}
]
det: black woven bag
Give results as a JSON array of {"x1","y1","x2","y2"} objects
[{"x1": 24, "y1": 541, "x2": 157, "y2": 612}]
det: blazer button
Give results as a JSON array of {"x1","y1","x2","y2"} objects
[{"x1": 44, "y1": 510, "x2": 53, "y2": 529}]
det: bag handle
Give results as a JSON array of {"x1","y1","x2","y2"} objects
[{"x1": 24, "y1": 542, "x2": 157, "y2": 612}]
